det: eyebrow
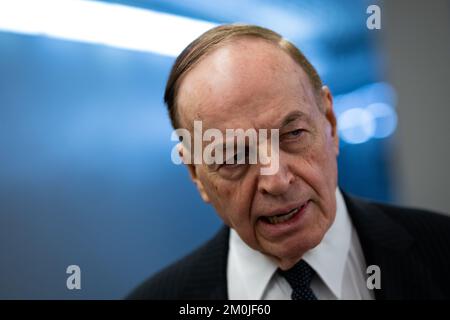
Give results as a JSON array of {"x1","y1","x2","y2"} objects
[{"x1": 280, "y1": 110, "x2": 309, "y2": 128}]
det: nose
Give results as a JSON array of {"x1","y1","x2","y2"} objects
[{"x1": 257, "y1": 160, "x2": 294, "y2": 196}]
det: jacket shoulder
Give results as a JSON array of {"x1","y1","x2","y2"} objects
[
  {"x1": 349, "y1": 194, "x2": 450, "y2": 270},
  {"x1": 346, "y1": 193, "x2": 450, "y2": 244},
  {"x1": 373, "y1": 201, "x2": 450, "y2": 249},
  {"x1": 126, "y1": 226, "x2": 229, "y2": 300},
  {"x1": 373, "y1": 201, "x2": 450, "y2": 238}
]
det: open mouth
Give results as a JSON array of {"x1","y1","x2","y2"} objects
[{"x1": 262, "y1": 201, "x2": 309, "y2": 225}]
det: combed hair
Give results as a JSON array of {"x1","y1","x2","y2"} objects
[{"x1": 164, "y1": 24, "x2": 323, "y2": 129}]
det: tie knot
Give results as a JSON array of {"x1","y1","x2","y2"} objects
[{"x1": 278, "y1": 260, "x2": 317, "y2": 300}]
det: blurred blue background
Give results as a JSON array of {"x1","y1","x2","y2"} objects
[{"x1": 2, "y1": 0, "x2": 447, "y2": 299}]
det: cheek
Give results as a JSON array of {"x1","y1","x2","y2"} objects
[
  {"x1": 198, "y1": 172, "x2": 253, "y2": 226},
  {"x1": 296, "y1": 147, "x2": 336, "y2": 186},
  {"x1": 290, "y1": 135, "x2": 338, "y2": 208}
]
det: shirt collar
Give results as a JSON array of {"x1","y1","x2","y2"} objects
[
  {"x1": 302, "y1": 188, "x2": 352, "y2": 299},
  {"x1": 229, "y1": 228, "x2": 278, "y2": 299},
  {"x1": 228, "y1": 188, "x2": 352, "y2": 299}
]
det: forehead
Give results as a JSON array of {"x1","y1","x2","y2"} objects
[{"x1": 177, "y1": 37, "x2": 317, "y2": 130}]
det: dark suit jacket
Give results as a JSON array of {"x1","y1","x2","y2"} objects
[{"x1": 127, "y1": 193, "x2": 450, "y2": 299}]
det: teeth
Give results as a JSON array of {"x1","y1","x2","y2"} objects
[{"x1": 267, "y1": 208, "x2": 299, "y2": 224}]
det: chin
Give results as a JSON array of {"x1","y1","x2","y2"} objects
[{"x1": 272, "y1": 229, "x2": 328, "y2": 270}]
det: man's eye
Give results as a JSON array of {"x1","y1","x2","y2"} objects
[
  {"x1": 218, "y1": 162, "x2": 244, "y2": 174},
  {"x1": 223, "y1": 154, "x2": 243, "y2": 166},
  {"x1": 287, "y1": 129, "x2": 304, "y2": 137},
  {"x1": 222, "y1": 163, "x2": 241, "y2": 168},
  {"x1": 218, "y1": 153, "x2": 248, "y2": 170}
]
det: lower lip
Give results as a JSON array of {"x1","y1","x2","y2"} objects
[{"x1": 258, "y1": 201, "x2": 311, "y2": 238}]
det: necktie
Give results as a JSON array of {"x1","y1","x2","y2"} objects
[{"x1": 278, "y1": 259, "x2": 318, "y2": 300}]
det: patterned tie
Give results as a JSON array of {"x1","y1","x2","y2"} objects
[{"x1": 278, "y1": 259, "x2": 318, "y2": 300}]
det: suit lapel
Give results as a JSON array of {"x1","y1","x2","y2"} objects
[{"x1": 342, "y1": 193, "x2": 441, "y2": 299}]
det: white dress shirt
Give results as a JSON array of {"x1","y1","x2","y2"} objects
[{"x1": 227, "y1": 188, "x2": 375, "y2": 300}]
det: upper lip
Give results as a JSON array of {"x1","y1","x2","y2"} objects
[{"x1": 259, "y1": 200, "x2": 309, "y2": 218}]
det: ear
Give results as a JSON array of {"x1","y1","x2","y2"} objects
[
  {"x1": 178, "y1": 144, "x2": 211, "y2": 203},
  {"x1": 321, "y1": 86, "x2": 339, "y2": 156}
]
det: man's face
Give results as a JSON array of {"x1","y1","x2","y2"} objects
[{"x1": 177, "y1": 38, "x2": 339, "y2": 270}]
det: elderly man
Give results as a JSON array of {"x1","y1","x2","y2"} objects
[{"x1": 128, "y1": 24, "x2": 450, "y2": 300}]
